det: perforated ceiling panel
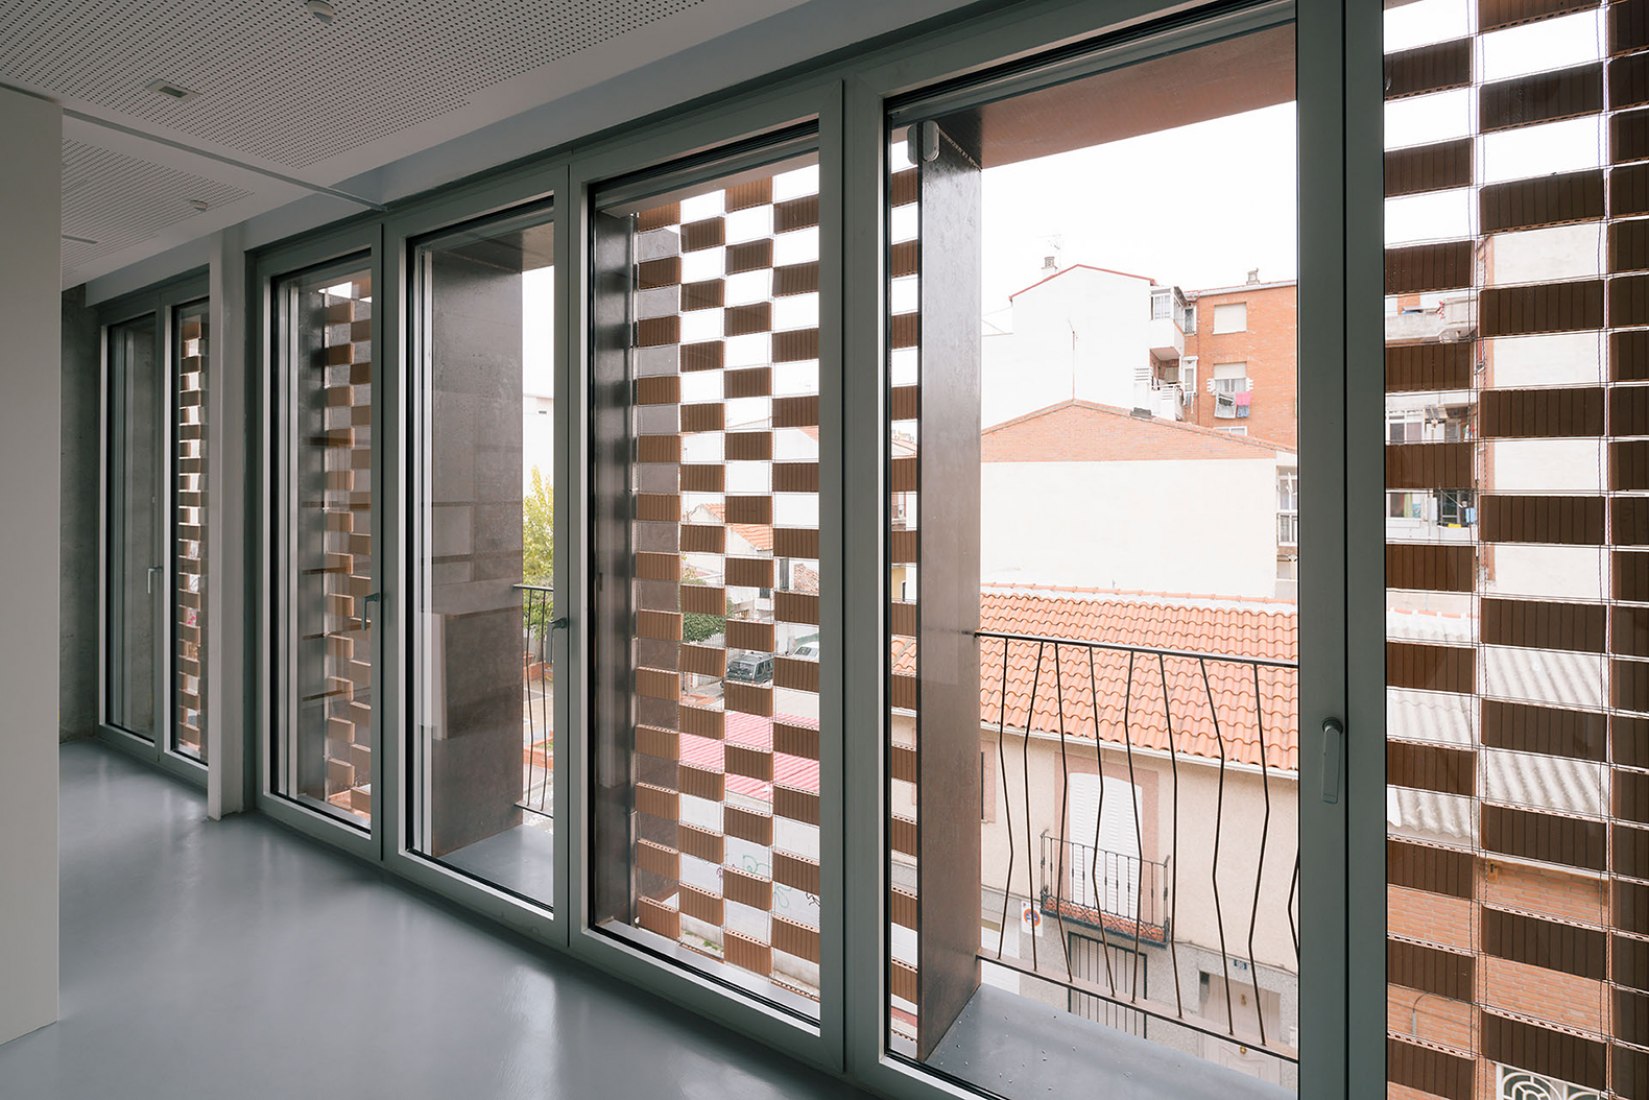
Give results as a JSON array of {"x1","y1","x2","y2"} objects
[
  {"x1": 1, "y1": 0, "x2": 705, "y2": 170},
  {"x1": 60, "y1": 140, "x2": 250, "y2": 285}
]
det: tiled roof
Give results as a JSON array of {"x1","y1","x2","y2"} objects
[
  {"x1": 698, "y1": 502, "x2": 775, "y2": 553},
  {"x1": 895, "y1": 589, "x2": 1299, "y2": 771},
  {"x1": 982, "y1": 401, "x2": 1293, "y2": 464},
  {"x1": 678, "y1": 711, "x2": 821, "y2": 801}
]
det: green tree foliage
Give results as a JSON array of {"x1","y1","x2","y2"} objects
[
  {"x1": 522, "y1": 466, "x2": 555, "y2": 637},
  {"x1": 680, "y1": 565, "x2": 726, "y2": 643}
]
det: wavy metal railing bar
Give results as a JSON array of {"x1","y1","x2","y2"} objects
[
  {"x1": 1022, "y1": 639, "x2": 1043, "y2": 973},
  {"x1": 1157, "y1": 652, "x2": 1186, "y2": 1020},
  {"x1": 1199, "y1": 654, "x2": 1235, "y2": 1036},
  {"x1": 1247, "y1": 661, "x2": 1272, "y2": 1046},
  {"x1": 995, "y1": 636, "x2": 1015, "y2": 960},
  {"x1": 515, "y1": 583, "x2": 554, "y2": 817},
  {"x1": 976, "y1": 629, "x2": 1298, "y2": 1061},
  {"x1": 1122, "y1": 648, "x2": 1147, "y2": 1005},
  {"x1": 1085, "y1": 646, "x2": 1120, "y2": 998},
  {"x1": 1053, "y1": 644, "x2": 1074, "y2": 983}
]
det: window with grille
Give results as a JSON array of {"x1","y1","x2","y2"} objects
[{"x1": 590, "y1": 144, "x2": 825, "y2": 1015}]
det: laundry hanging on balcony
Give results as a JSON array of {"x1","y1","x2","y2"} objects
[{"x1": 1234, "y1": 389, "x2": 1251, "y2": 418}]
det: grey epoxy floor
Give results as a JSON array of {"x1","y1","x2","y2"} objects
[
  {"x1": 0, "y1": 741, "x2": 868, "y2": 1100},
  {"x1": 442, "y1": 817, "x2": 557, "y2": 904}
]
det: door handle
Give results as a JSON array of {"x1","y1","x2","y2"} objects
[
  {"x1": 1321, "y1": 717, "x2": 1345, "y2": 804},
  {"x1": 358, "y1": 591, "x2": 381, "y2": 631},
  {"x1": 146, "y1": 565, "x2": 162, "y2": 594}
]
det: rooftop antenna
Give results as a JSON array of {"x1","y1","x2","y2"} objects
[{"x1": 1041, "y1": 233, "x2": 1064, "y2": 272}]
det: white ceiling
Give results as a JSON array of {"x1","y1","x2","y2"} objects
[{"x1": 0, "y1": 0, "x2": 976, "y2": 289}]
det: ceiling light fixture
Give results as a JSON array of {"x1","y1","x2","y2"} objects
[
  {"x1": 305, "y1": 1, "x2": 337, "y2": 24},
  {"x1": 188, "y1": 198, "x2": 210, "y2": 212},
  {"x1": 144, "y1": 79, "x2": 199, "y2": 102},
  {"x1": 61, "y1": 233, "x2": 98, "y2": 245}
]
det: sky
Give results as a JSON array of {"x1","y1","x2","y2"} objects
[{"x1": 978, "y1": 102, "x2": 1299, "y2": 310}]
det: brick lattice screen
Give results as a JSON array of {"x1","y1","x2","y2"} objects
[
  {"x1": 617, "y1": 161, "x2": 825, "y2": 1004},
  {"x1": 1384, "y1": 3, "x2": 1649, "y2": 1095}
]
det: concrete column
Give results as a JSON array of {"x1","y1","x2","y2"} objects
[
  {"x1": 0, "y1": 86, "x2": 62, "y2": 1046},
  {"x1": 59, "y1": 286, "x2": 101, "y2": 741},
  {"x1": 207, "y1": 227, "x2": 247, "y2": 818},
  {"x1": 426, "y1": 245, "x2": 527, "y2": 854}
]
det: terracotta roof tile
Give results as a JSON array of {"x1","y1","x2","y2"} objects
[
  {"x1": 895, "y1": 590, "x2": 1298, "y2": 772},
  {"x1": 677, "y1": 712, "x2": 820, "y2": 802}
]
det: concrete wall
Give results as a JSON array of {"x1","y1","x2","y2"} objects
[
  {"x1": 60, "y1": 286, "x2": 101, "y2": 741},
  {"x1": 424, "y1": 245, "x2": 529, "y2": 855},
  {"x1": 0, "y1": 85, "x2": 62, "y2": 1046}
]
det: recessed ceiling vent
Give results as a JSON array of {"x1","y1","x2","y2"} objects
[{"x1": 144, "y1": 79, "x2": 198, "y2": 102}]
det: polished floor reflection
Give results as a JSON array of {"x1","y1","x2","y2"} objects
[{"x1": 0, "y1": 742, "x2": 867, "y2": 1100}]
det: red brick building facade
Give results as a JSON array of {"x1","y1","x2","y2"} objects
[{"x1": 1183, "y1": 279, "x2": 1298, "y2": 451}]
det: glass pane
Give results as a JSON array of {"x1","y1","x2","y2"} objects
[
  {"x1": 885, "y1": 21, "x2": 1301, "y2": 1094},
  {"x1": 591, "y1": 151, "x2": 825, "y2": 1016},
  {"x1": 174, "y1": 301, "x2": 208, "y2": 762},
  {"x1": 411, "y1": 212, "x2": 555, "y2": 906},
  {"x1": 277, "y1": 267, "x2": 374, "y2": 826},
  {"x1": 1381, "y1": 4, "x2": 1629, "y2": 1097},
  {"x1": 107, "y1": 313, "x2": 161, "y2": 740}
]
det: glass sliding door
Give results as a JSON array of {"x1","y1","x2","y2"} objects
[
  {"x1": 106, "y1": 313, "x2": 163, "y2": 741},
  {"x1": 590, "y1": 141, "x2": 827, "y2": 1014},
  {"x1": 274, "y1": 265, "x2": 376, "y2": 827},
  {"x1": 881, "y1": 10, "x2": 1305, "y2": 1094},
  {"x1": 410, "y1": 207, "x2": 556, "y2": 905},
  {"x1": 173, "y1": 300, "x2": 209, "y2": 761}
]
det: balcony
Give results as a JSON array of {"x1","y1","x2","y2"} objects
[
  {"x1": 1038, "y1": 833, "x2": 1170, "y2": 943},
  {"x1": 423, "y1": 583, "x2": 556, "y2": 902},
  {"x1": 1143, "y1": 380, "x2": 1188, "y2": 421},
  {"x1": 1149, "y1": 287, "x2": 1186, "y2": 360},
  {"x1": 1385, "y1": 295, "x2": 1476, "y2": 344},
  {"x1": 946, "y1": 626, "x2": 1300, "y2": 1087}
]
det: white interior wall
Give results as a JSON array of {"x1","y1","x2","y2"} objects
[{"x1": 0, "y1": 85, "x2": 62, "y2": 1046}]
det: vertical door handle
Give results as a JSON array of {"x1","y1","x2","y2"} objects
[
  {"x1": 359, "y1": 591, "x2": 381, "y2": 631},
  {"x1": 1321, "y1": 717, "x2": 1345, "y2": 804},
  {"x1": 146, "y1": 565, "x2": 162, "y2": 594}
]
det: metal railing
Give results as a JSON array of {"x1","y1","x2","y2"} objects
[
  {"x1": 1039, "y1": 833, "x2": 1169, "y2": 942},
  {"x1": 515, "y1": 583, "x2": 554, "y2": 817},
  {"x1": 978, "y1": 629, "x2": 1299, "y2": 1061}
]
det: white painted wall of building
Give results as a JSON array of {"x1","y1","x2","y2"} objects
[
  {"x1": 982, "y1": 267, "x2": 1158, "y2": 427},
  {"x1": 1485, "y1": 545, "x2": 1608, "y2": 602},
  {"x1": 1487, "y1": 439, "x2": 1604, "y2": 493},
  {"x1": 1490, "y1": 332, "x2": 1604, "y2": 388},
  {"x1": 0, "y1": 86, "x2": 61, "y2": 1046},
  {"x1": 1486, "y1": 223, "x2": 1604, "y2": 285},
  {"x1": 981, "y1": 458, "x2": 1281, "y2": 597}
]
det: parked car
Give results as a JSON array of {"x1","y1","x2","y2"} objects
[
  {"x1": 726, "y1": 653, "x2": 774, "y2": 684},
  {"x1": 792, "y1": 641, "x2": 819, "y2": 661}
]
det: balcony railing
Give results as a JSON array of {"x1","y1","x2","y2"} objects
[
  {"x1": 516, "y1": 583, "x2": 554, "y2": 817},
  {"x1": 977, "y1": 629, "x2": 1299, "y2": 1061},
  {"x1": 1039, "y1": 832, "x2": 1169, "y2": 942}
]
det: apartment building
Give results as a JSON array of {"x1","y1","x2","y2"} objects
[{"x1": 1183, "y1": 278, "x2": 1301, "y2": 449}]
